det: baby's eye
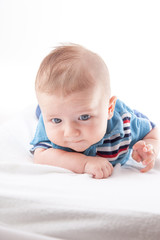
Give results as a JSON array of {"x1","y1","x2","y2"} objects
[
  {"x1": 51, "y1": 118, "x2": 62, "y2": 124},
  {"x1": 79, "y1": 114, "x2": 91, "y2": 121}
]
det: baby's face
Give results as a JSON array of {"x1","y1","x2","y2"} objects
[{"x1": 38, "y1": 86, "x2": 110, "y2": 152}]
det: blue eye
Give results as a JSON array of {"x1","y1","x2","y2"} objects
[
  {"x1": 79, "y1": 115, "x2": 91, "y2": 121},
  {"x1": 51, "y1": 118, "x2": 62, "y2": 124}
]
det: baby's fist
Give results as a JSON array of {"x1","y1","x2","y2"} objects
[
  {"x1": 84, "y1": 157, "x2": 113, "y2": 179},
  {"x1": 132, "y1": 140, "x2": 155, "y2": 172}
]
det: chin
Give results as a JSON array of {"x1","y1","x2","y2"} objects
[
  {"x1": 76, "y1": 148, "x2": 88, "y2": 152},
  {"x1": 70, "y1": 146, "x2": 87, "y2": 152},
  {"x1": 68, "y1": 142, "x2": 90, "y2": 152}
]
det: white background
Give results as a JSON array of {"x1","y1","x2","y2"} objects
[{"x1": 0, "y1": 0, "x2": 160, "y2": 124}]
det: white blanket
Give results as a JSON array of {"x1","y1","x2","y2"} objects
[{"x1": 0, "y1": 107, "x2": 160, "y2": 240}]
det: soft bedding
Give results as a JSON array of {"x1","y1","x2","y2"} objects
[{"x1": 0, "y1": 106, "x2": 160, "y2": 240}]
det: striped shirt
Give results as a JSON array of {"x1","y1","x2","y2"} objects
[
  {"x1": 30, "y1": 99, "x2": 155, "y2": 166},
  {"x1": 97, "y1": 113, "x2": 132, "y2": 161}
]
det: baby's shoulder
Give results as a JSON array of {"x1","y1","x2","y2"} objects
[{"x1": 115, "y1": 99, "x2": 133, "y2": 116}]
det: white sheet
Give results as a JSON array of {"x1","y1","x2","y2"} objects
[
  {"x1": 0, "y1": 106, "x2": 160, "y2": 240},
  {"x1": 0, "y1": 225, "x2": 62, "y2": 240}
]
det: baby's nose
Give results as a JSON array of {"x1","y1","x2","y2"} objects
[{"x1": 64, "y1": 122, "x2": 80, "y2": 138}]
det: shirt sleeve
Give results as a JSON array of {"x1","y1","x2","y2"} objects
[
  {"x1": 30, "y1": 141, "x2": 52, "y2": 154},
  {"x1": 129, "y1": 109, "x2": 155, "y2": 148},
  {"x1": 30, "y1": 114, "x2": 52, "y2": 153},
  {"x1": 115, "y1": 100, "x2": 155, "y2": 149}
]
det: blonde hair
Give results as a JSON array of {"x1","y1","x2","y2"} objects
[{"x1": 35, "y1": 43, "x2": 110, "y2": 96}]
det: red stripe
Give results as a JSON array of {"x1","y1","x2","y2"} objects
[
  {"x1": 97, "y1": 146, "x2": 129, "y2": 159},
  {"x1": 123, "y1": 120, "x2": 130, "y2": 124}
]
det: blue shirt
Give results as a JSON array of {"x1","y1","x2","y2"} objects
[{"x1": 30, "y1": 99, "x2": 155, "y2": 166}]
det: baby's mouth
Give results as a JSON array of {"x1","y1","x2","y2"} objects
[
  {"x1": 66, "y1": 140, "x2": 88, "y2": 150},
  {"x1": 72, "y1": 140, "x2": 83, "y2": 143},
  {"x1": 65, "y1": 139, "x2": 83, "y2": 144}
]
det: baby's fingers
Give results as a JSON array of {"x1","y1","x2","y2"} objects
[
  {"x1": 133, "y1": 140, "x2": 145, "y2": 151},
  {"x1": 140, "y1": 160, "x2": 155, "y2": 173},
  {"x1": 93, "y1": 169, "x2": 103, "y2": 179},
  {"x1": 143, "y1": 144, "x2": 153, "y2": 153},
  {"x1": 132, "y1": 150, "x2": 142, "y2": 162},
  {"x1": 141, "y1": 153, "x2": 155, "y2": 172},
  {"x1": 103, "y1": 163, "x2": 113, "y2": 178}
]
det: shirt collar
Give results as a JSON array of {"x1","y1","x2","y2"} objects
[
  {"x1": 92, "y1": 110, "x2": 125, "y2": 148},
  {"x1": 104, "y1": 110, "x2": 124, "y2": 139},
  {"x1": 83, "y1": 110, "x2": 125, "y2": 155}
]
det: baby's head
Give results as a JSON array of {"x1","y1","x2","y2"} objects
[
  {"x1": 35, "y1": 43, "x2": 110, "y2": 98},
  {"x1": 35, "y1": 44, "x2": 116, "y2": 151}
]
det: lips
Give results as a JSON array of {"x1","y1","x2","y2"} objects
[
  {"x1": 65, "y1": 139, "x2": 83, "y2": 144},
  {"x1": 72, "y1": 140, "x2": 83, "y2": 143}
]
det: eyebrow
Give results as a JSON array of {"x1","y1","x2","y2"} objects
[
  {"x1": 75, "y1": 105, "x2": 98, "y2": 113},
  {"x1": 47, "y1": 107, "x2": 96, "y2": 117}
]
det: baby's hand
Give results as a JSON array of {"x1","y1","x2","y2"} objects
[
  {"x1": 84, "y1": 156, "x2": 113, "y2": 179},
  {"x1": 132, "y1": 140, "x2": 156, "y2": 173}
]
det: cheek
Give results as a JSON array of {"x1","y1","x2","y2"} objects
[
  {"x1": 97, "y1": 118, "x2": 107, "y2": 136},
  {"x1": 45, "y1": 124, "x2": 61, "y2": 143},
  {"x1": 94, "y1": 122, "x2": 107, "y2": 140},
  {"x1": 84, "y1": 119, "x2": 107, "y2": 142}
]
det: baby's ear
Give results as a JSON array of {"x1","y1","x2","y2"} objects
[{"x1": 108, "y1": 96, "x2": 117, "y2": 119}]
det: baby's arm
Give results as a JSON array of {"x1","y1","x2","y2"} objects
[
  {"x1": 34, "y1": 148, "x2": 113, "y2": 179},
  {"x1": 132, "y1": 127, "x2": 160, "y2": 172}
]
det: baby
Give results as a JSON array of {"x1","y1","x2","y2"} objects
[{"x1": 31, "y1": 44, "x2": 160, "y2": 179}]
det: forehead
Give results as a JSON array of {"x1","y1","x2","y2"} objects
[{"x1": 37, "y1": 87, "x2": 104, "y2": 114}]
